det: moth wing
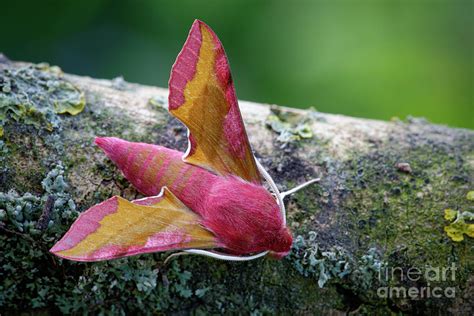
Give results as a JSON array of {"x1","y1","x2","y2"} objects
[
  {"x1": 50, "y1": 187, "x2": 217, "y2": 262},
  {"x1": 168, "y1": 20, "x2": 262, "y2": 184}
]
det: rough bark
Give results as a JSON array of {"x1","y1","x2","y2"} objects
[{"x1": 1, "y1": 57, "x2": 473, "y2": 315}]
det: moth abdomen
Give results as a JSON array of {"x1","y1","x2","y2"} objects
[{"x1": 95, "y1": 137, "x2": 216, "y2": 214}]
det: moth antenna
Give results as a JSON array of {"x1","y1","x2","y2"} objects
[
  {"x1": 280, "y1": 178, "x2": 320, "y2": 200},
  {"x1": 254, "y1": 158, "x2": 287, "y2": 225}
]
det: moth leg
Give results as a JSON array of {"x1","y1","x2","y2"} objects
[
  {"x1": 163, "y1": 251, "x2": 191, "y2": 265},
  {"x1": 164, "y1": 249, "x2": 269, "y2": 263},
  {"x1": 280, "y1": 178, "x2": 320, "y2": 199}
]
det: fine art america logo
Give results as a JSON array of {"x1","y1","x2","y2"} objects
[{"x1": 377, "y1": 264, "x2": 457, "y2": 299}]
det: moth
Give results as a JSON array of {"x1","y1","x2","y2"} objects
[{"x1": 50, "y1": 20, "x2": 318, "y2": 262}]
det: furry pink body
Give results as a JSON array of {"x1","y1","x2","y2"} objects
[{"x1": 96, "y1": 137, "x2": 292, "y2": 255}]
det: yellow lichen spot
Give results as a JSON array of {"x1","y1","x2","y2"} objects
[
  {"x1": 467, "y1": 225, "x2": 474, "y2": 238},
  {"x1": 444, "y1": 226, "x2": 464, "y2": 242},
  {"x1": 444, "y1": 210, "x2": 474, "y2": 242},
  {"x1": 467, "y1": 191, "x2": 474, "y2": 201},
  {"x1": 53, "y1": 91, "x2": 86, "y2": 115},
  {"x1": 444, "y1": 208, "x2": 457, "y2": 221}
]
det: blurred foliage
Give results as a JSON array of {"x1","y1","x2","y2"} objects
[{"x1": 0, "y1": 0, "x2": 472, "y2": 129}]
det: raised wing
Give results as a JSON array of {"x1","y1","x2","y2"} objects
[
  {"x1": 50, "y1": 188, "x2": 217, "y2": 261},
  {"x1": 168, "y1": 20, "x2": 262, "y2": 184}
]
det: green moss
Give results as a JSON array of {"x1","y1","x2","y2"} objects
[
  {"x1": 0, "y1": 130, "x2": 50, "y2": 193},
  {"x1": 287, "y1": 185, "x2": 323, "y2": 234},
  {"x1": 0, "y1": 63, "x2": 85, "y2": 138},
  {"x1": 341, "y1": 142, "x2": 473, "y2": 267}
]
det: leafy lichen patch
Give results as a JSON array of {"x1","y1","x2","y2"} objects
[
  {"x1": 289, "y1": 231, "x2": 387, "y2": 311},
  {"x1": 0, "y1": 63, "x2": 85, "y2": 138},
  {"x1": 266, "y1": 106, "x2": 313, "y2": 146},
  {"x1": 444, "y1": 207, "x2": 474, "y2": 242},
  {"x1": 0, "y1": 164, "x2": 80, "y2": 310}
]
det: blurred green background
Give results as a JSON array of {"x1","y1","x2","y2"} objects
[{"x1": 1, "y1": 0, "x2": 472, "y2": 129}]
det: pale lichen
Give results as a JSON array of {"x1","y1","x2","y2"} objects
[
  {"x1": 289, "y1": 231, "x2": 385, "y2": 293},
  {"x1": 266, "y1": 107, "x2": 313, "y2": 145},
  {"x1": 0, "y1": 63, "x2": 85, "y2": 137}
]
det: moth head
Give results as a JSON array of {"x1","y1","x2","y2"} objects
[{"x1": 268, "y1": 226, "x2": 293, "y2": 258}]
